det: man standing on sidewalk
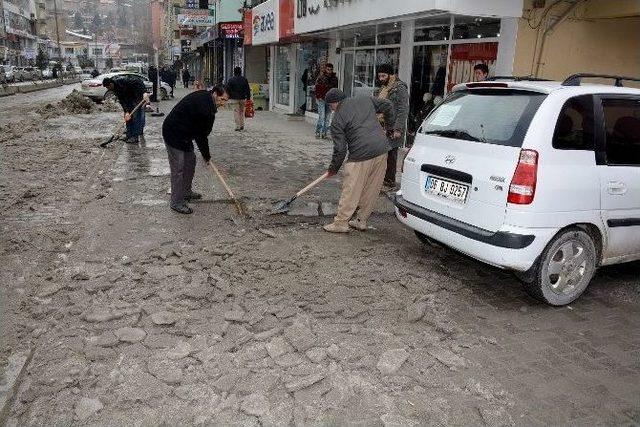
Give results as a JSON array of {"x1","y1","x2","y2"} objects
[
  {"x1": 102, "y1": 76, "x2": 149, "y2": 144},
  {"x1": 226, "y1": 66, "x2": 251, "y2": 131},
  {"x1": 162, "y1": 85, "x2": 229, "y2": 214},
  {"x1": 375, "y1": 63, "x2": 409, "y2": 190},
  {"x1": 322, "y1": 88, "x2": 395, "y2": 233},
  {"x1": 314, "y1": 63, "x2": 338, "y2": 139}
]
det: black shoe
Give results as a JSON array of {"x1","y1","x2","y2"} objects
[
  {"x1": 171, "y1": 203, "x2": 193, "y2": 214},
  {"x1": 185, "y1": 191, "x2": 202, "y2": 201},
  {"x1": 125, "y1": 137, "x2": 139, "y2": 144}
]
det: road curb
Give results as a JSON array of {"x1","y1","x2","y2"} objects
[{"x1": 0, "y1": 79, "x2": 81, "y2": 97}]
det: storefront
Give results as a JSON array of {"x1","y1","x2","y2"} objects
[
  {"x1": 245, "y1": 0, "x2": 297, "y2": 113},
  {"x1": 292, "y1": 0, "x2": 521, "y2": 130}
]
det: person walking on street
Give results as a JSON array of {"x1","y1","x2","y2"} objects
[
  {"x1": 314, "y1": 63, "x2": 338, "y2": 139},
  {"x1": 375, "y1": 63, "x2": 409, "y2": 191},
  {"x1": 182, "y1": 68, "x2": 191, "y2": 88},
  {"x1": 226, "y1": 66, "x2": 251, "y2": 131},
  {"x1": 148, "y1": 65, "x2": 159, "y2": 102},
  {"x1": 102, "y1": 76, "x2": 149, "y2": 144},
  {"x1": 322, "y1": 88, "x2": 395, "y2": 233},
  {"x1": 162, "y1": 85, "x2": 230, "y2": 214},
  {"x1": 168, "y1": 66, "x2": 177, "y2": 97}
]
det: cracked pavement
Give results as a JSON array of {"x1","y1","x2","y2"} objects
[{"x1": 1, "y1": 86, "x2": 639, "y2": 426}]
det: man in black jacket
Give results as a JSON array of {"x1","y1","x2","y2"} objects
[
  {"x1": 226, "y1": 66, "x2": 251, "y2": 131},
  {"x1": 162, "y1": 85, "x2": 229, "y2": 214},
  {"x1": 103, "y1": 75, "x2": 149, "y2": 143}
]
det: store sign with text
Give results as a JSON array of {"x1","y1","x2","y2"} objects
[
  {"x1": 294, "y1": 0, "x2": 522, "y2": 34},
  {"x1": 219, "y1": 22, "x2": 243, "y2": 39},
  {"x1": 251, "y1": 0, "x2": 279, "y2": 45},
  {"x1": 177, "y1": 8, "x2": 214, "y2": 27}
]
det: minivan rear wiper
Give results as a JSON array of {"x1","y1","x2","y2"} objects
[{"x1": 423, "y1": 129, "x2": 483, "y2": 142}]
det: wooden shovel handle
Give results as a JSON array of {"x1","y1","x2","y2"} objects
[
  {"x1": 295, "y1": 172, "x2": 329, "y2": 198},
  {"x1": 206, "y1": 161, "x2": 244, "y2": 215}
]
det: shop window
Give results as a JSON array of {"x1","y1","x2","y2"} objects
[
  {"x1": 275, "y1": 46, "x2": 290, "y2": 106},
  {"x1": 552, "y1": 96, "x2": 595, "y2": 151},
  {"x1": 377, "y1": 31, "x2": 401, "y2": 45},
  {"x1": 299, "y1": 42, "x2": 329, "y2": 113},
  {"x1": 65, "y1": 47, "x2": 74, "y2": 54},
  {"x1": 603, "y1": 98, "x2": 640, "y2": 166},
  {"x1": 452, "y1": 16, "x2": 500, "y2": 40}
]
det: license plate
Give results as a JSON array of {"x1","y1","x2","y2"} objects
[{"x1": 425, "y1": 175, "x2": 469, "y2": 203}]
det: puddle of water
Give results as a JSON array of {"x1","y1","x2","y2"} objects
[{"x1": 111, "y1": 144, "x2": 170, "y2": 181}]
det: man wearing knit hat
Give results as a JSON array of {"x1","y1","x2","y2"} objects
[
  {"x1": 375, "y1": 63, "x2": 409, "y2": 190},
  {"x1": 322, "y1": 88, "x2": 395, "y2": 233}
]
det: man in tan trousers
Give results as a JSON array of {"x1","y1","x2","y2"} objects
[
  {"x1": 323, "y1": 88, "x2": 395, "y2": 233},
  {"x1": 226, "y1": 67, "x2": 251, "y2": 131}
]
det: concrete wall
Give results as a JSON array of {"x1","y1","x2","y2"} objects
[{"x1": 513, "y1": 0, "x2": 640, "y2": 81}]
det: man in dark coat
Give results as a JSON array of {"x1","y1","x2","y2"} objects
[
  {"x1": 225, "y1": 66, "x2": 251, "y2": 131},
  {"x1": 375, "y1": 63, "x2": 409, "y2": 190},
  {"x1": 182, "y1": 68, "x2": 191, "y2": 88},
  {"x1": 162, "y1": 85, "x2": 229, "y2": 214},
  {"x1": 148, "y1": 65, "x2": 158, "y2": 102},
  {"x1": 103, "y1": 75, "x2": 149, "y2": 143}
]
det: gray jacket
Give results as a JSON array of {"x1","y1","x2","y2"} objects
[
  {"x1": 328, "y1": 96, "x2": 395, "y2": 173},
  {"x1": 375, "y1": 79, "x2": 409, "y2": 148}
]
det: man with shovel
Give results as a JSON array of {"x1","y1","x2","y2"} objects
[
  {"x1": 162, "y1": 85, "x2": 229, "y2": 214},
  {"x1": 322, "y1": 88, "x2": 395, "y2": 233},
  {"x1": 102, "y1": 76, "x2": 149, "y2": 144}
]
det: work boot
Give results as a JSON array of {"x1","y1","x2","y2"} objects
[
  {"x1": 125, "y1": 136, "x2": 138, "y2": 144},
  {"x1": 348, "y1": 218, "x2": 368, "y2": 231},
  {"x1": 185, "y1": 191, "x2": 202, "y2": 200},
  {"x1": 170, "y1": 203, "x2": 193, "y2": 214},
  {"x1": 323, "y1": 222, "x2": 349, "y2": 233}
]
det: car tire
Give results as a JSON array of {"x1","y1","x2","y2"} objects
[
  {"x1": 160, "y1": 87, "x2": 168, "y2": 100},
  {"x1": 103, "y1": 91, "x2": 117, "y2": 102},
  {"x1": 521, "y1": 228, "x2": 597, "y2": 306}
]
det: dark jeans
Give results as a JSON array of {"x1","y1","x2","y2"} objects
[
  {"x1": 165, "y1": 142, "x2": 196, "y2": 206},
  {"x1": 183, "y1": 79, "x2": 189, "y2": 88},
  {"x1": 126, "y1": 108, "x2": 145, "y2": 139},
  {"x1": 384, "y1": 147, "x2": 399, "y2": 185}
]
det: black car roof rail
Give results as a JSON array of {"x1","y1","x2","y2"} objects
[
  {"x1": 488, "y1": 76, "x2": 552, "y2": 82},
  {"x1": 562, "y1": 73, "x2": 640, "y2": 87}
]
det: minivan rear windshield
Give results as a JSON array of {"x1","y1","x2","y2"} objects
[{"x1": 420, "y1": 89, "x2": 547, "y2": 147}]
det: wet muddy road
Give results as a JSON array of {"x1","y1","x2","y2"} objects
[{"x1": 1, "y1": 87, "x2": 639, "y2": 426}]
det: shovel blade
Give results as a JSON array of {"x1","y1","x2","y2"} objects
[
  {"x1": 272, "y1": 199, "x2": 292, "y2": 214},
  {"x1": 100, "y1": 135, "x2": 115, "y2": 148}
]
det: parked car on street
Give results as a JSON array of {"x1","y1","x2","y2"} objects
[
  {"x1": 394, "y1": 74, "x2": 640, "y2": 306},
  {"x1": 4, "y1": 65, "x2": 16, "y2": 83},
  {"x1": 79, "y1": 71, "x2": 172, "y2": 102},
  {"x1": 42, "y1": 68, "x2": 53, "y2": 79},
  {"x1": 25, "y1": 67, "x2": 41, "y2": 80}
]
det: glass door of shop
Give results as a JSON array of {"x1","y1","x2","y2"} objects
[
  {"x1": 274, "y1": 45, "x2": 292, "y2": 110},
  {"x1": 408, "y1": 44, "x2": 448, "y2": 144},
  {"x1": 342, "y1": 48, "x2": 400, "y2": 98}
]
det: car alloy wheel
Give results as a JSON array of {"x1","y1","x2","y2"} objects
[{"x1": 523, "y1": 228, "x2": 597, "y2": 306}]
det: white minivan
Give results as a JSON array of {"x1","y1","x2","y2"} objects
[{"x1": 395, "y1": 74, "x2": 640, "y2": 306}]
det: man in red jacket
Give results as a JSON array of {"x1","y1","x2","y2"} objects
[{"x1": 314, "y1": 63, "x2": 338, "y2": 139}]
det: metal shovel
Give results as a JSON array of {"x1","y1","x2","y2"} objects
[
  {"x1": 273, "y1": 172, "x2": 329, "y2": 214},
  {"x1": 99, "y1": 99, "x2": 147, "y2": 148}
]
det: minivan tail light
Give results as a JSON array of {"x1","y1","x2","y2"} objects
[
  {"x1": 508, "y1": 149, "x2": 538, "y2": 205},
  {"x1": 88, "y1": 82, "x2": 102, "y2": 87}
]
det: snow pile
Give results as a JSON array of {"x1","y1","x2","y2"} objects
[
  {"x1": 100, "y1": 99, "x2": 122, "y2": 112},
  {"x1": 59, "y1": 90, "x2": 97, "y2": 114}
]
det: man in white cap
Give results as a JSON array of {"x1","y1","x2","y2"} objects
[{"x1": 322, "y1": 88, "x2": 395, "y2": 233}]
